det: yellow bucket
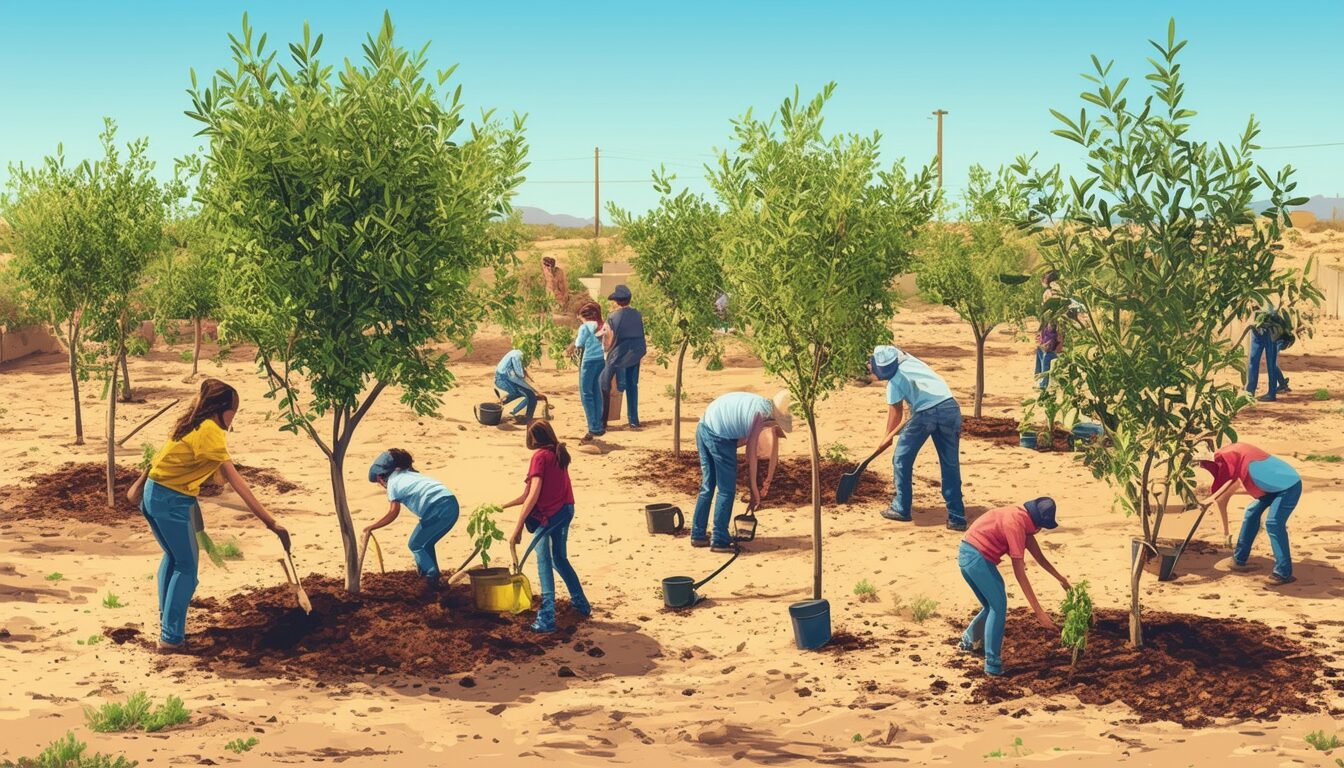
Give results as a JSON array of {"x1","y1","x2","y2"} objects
[{"x1": 471, "y1": 568, "x2": 533, "y2": 614}]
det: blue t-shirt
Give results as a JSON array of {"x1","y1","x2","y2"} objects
[
  {"x1": 574, "y1": 321, "x2": 604, "y2": 361},
  {"x1": 496, "y1": 350, "x2": 525, "y2": 382},
  {"x1": 701, "y1": 392, "x2": 773, "y2": 440},
  {"x1": 885, "y1": 355, "x2": 954, "y2": 413},
  {"x1": 386, "y1": 469, "x2": 456, "y2": 519},
  {"x1": 1247, "y1": 456, "x2": 1300, "y2": 494}
]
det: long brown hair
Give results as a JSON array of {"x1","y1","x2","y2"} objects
[
  {"x1": 579, "y1": 301, "x2": 603, "y2": 332},
  {"x1": 525, "y1": 420, "x2": 571, "y2": 470},
  {"x1": 171, "y1": 379, "x2": 239, "y2": 441}
]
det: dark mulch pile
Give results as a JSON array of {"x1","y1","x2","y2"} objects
[
  {"x1": 960, "y1": 608, "x2": 1324, "y2": 727},
  {"x1": 962, "y1": 416, "x2": 1072, "y2": 452},
  {"x1": 819, "y1": 628, "x2": 879, "y2": 655},
  {"x1": 107, "y1": 571, "x2": 581, "y2": 682},
  {"x1": 629, "y1": 450, "x2": 892, "y2": 506},
  {"x1": 0, "y1": 462, "x2": 299, "y2": 526}
]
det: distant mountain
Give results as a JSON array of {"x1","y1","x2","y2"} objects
[
  {"x1": 516, "y1": 206, "x2": 594, "y2": 228},
  {"x1": 1252, "y1": 195, "x2": 1344, "y2": 220}
]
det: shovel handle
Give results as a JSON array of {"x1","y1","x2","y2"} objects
[
  {"x1": 856, "y1": 423, "x2": 906, "y2": 471},
  {"x1": 278, "y1": 557, "x2": 294, "y2": 585},
  {"x1": 447, "y1": 545, "x2": 484, "y2": 585}
]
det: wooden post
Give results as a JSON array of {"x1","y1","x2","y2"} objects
[
  {"x1": 594, "y1": 147, "x2": 601, "y2": 238},
  {"x1": 931, "y1": 110, "x2": 948, "y2": 189}
]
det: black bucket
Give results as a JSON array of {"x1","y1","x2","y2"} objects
[
  {"x1": 475, "y1": 402, "x2": 503, "y2": 426},
  {"x1": 661, "y1": 544, "x2": 739, "y2": 609},
  {"x1": 645, "y1": 504, "x2": 684, "y2": 535}
]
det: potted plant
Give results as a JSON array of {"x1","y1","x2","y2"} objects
[
  {"x1": 464, "y1": 504, "x2": 508, "y2": 589},
  {"x1": 1016, "y1": 410, "x2": 1037, "y2": 449}
]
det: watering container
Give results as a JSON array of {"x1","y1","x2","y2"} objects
[
  {"x1": 644, "y1": 503, "x2": 684, "y2": 535},
  {"x1": 661, "y1": 576, "x2": 699, "y2": 608},
  {"x1": 788, "y1": 599, "x2": 832, "y2": 650},
  {"x1": 1130, "y1": 538, "x2": 1182, "y2": 582}
]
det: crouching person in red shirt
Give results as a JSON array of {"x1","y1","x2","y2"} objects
[
  {"x1": 957, "y1": 497, "x2": 1069, "y2": 676},
  {"x1": 504, "y1": 420, "x2": 592, "y2": 632}
]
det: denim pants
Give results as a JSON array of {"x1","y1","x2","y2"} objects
[
  {"x1": 599, "y1": 361, "x2": 640, "y2": 426},
  {"x1": 1234, "y1": 482, "x2": 1301, "y2": 579},
  {"x1": 1272, "y1": 338, "x2": 1289, "y2": 390},
  {"x1": 958, "y1": 541, "x2": 1006, "y2": 675},
  {"x1": 408, "y1": 497, "x2": 460, "y2": 580},
  {"x1": 692, "y1": 422, "x2": 738, "y2": 546},
  {"x1": 495, "y1": 372, "x2": 538, "y2": 418},
  {"x1": 1246, "y1": 329, "x2": 1280, "y2": 397},
  {"x1": 890, "y1": 398, "x2": 966, "y2": 524},
  {"x1": 532, "y1": 504, "x2": 588, "y2": 629},
  {"x1": 1034, "y1": 349, "x2": 1057, "y2": 390},
  {"x1": 140, "y1": 479, "x2": 200, "y2": 645},
  {"x1": 579, "y1": 358, "x2": 605, "y2": 435}
]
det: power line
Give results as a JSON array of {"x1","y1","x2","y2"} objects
[
  {"x1": 1258, "y1": 141, "x2": 1344, "y2": 150},
  {"x1": 525, "y1": 179, "x2": 655, "y2": 184}
]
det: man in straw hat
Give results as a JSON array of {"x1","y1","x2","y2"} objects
[
  {"x1": 691, "y1": 390, "x2": 793, "y2": 553},
  {"x1": 867, "y1": 345, "x2": 967, "y2": 530}
]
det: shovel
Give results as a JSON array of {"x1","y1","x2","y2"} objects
[
  {"x1": 500, "y1": 530, "x2": 556, "y2": 614},
  {"x1": 446, "y1": 545, "x2": 485, "y2": 585},
  {"x1": 278, "y1": 554, "x2": 313, "y2": 614},
  {"x1": 1167, "y1": 501, "x2": 1213, "y2": 577},
  {"x1": 358, "y1": 531, "x2": 386, "y2": 575},
  {"x1": 836, "y1": 425, "x2": 904, "y2": 504},
  {"x1": 661, "y1": 542, "x2": 740, "y2": 609}
]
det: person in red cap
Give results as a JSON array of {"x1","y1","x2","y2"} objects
[
  {"x1": 1198, "y1": 443, "x2": 1302, "y2": 585},
  {"x1": 957, "y1": 497, "x2": 1069, "y2": 676}
]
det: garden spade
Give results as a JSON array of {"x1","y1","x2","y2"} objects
[
  {"x1": 279, "y1": 555, "x2": 313, "y2": 614},
  {"x1": 446, "y1": 545, "x2": 484, "y2": 585},
  {"x1": 836, "y1": 425, "x2": 904, "y2": 503},
  {"x1": 358, "y1": 531, "x2": 386, "y2": 575}
]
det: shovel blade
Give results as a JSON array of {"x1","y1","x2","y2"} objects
[
  {"x1": 507, "y1": 574, "x2": 533, "y2": 614},
  {"x1": 836, "y1": 470, "x2": 861, "y2": 504}
]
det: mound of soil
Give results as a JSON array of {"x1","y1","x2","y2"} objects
[
  {"x1": 962, "y1": 416, "x2": 1072, "y2": 452},
  {"x1": 0, "y1": 462, "x2": 299, "y2": 526},
  {"x1": 961, "y1": 608, "x2": 1324, "y2": 727},
  {"x1": 109, "y1": 571, "x2": 577, "y2": 682},
  {"x1": 630, "y1": 450, "x2": 892, "y2": 506}
]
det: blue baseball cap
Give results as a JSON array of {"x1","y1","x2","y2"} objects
[
  {"x1": 869, "y1": 345, "x2": 901, "y2": 381},
  {"x1": 368, "y1": 451, "x2": 396, "y2": 483},
  {"x1": 1024, "y1": 497, "x2": 1058, "y2": 530},
  {"x1": 608, "y1": 284, "x2": 632, "y2": 302}
]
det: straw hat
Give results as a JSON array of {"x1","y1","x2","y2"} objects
[{"x1": 771, "y1": 390, "x2": 794, "y2": 434}]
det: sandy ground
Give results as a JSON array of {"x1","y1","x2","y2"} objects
[{"x1": 2, "y1": 298, "x2": 1343, "y2": 767}]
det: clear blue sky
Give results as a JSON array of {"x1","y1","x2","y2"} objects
[{"x1": 2, "y1": 0, "x2": 1342, "y2": 219}]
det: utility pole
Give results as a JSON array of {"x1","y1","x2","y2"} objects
[
  {"x1": 594, "y1": 147, "x2": 601, "y2": 237},
  {"x1": 931, "y1": 109, "x2": 948, "y2": 189}
]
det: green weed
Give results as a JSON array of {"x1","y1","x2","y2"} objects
[
  {"x1": 224, "y1": 738, "x2": 258, "y2": 754},
  {"x1": 663, "y1": 384, "x2": 688, "y2": 402},
  {"x1": 853, "y1": 579, "x2": 878, "y2": 603},
  {"x1": 85, "y1": 693, "x2": 189, "y2": 734},
  {"x1": 77, "y1": 634, "x2": 104, "y2": 646},
  {"x1": 823, "y1": 442, "x2": 851, "y2": 464},
  {"x1": 141, "y1": 696, "x2": 189, "y2": 733},
  {"x1": 178, "y1": 349, "x2": 194, "y2": 364},
  {"x1": 1313, "y1": 388, "x2": 1331, "y2": 401},
  {"x1": 0, "y1": 731, "x2": 137, "y2": 768},
  {"x1": 1306, "y1": 730, "x2": 1342, "y2": 751},
  {"x1": 985, "y1": 737, "x2": 1029, "y2": 758},
  {"x1": 1304, "y1": 454, "x2": 1342, "y2": 463},
  {"x1": 102, "y1": 593, "x2": 123, "y2": 609},
  {"x1": 216, "y1": 538, "x2": 243, "y2": 559},
  {"x1": 910, "y1": 595, "x2": 939, "y2": 624},
  {"x1": 851, "y1": 733, "x2": 862, "y2": 743},
  {"x1": 44, "y1": 572, "x2": 63, "y2": 582}
]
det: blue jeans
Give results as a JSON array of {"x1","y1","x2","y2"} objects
[
  {"x1": 579, "y1": 358, "x2": 605, "y2": 435},
  {"x1": 532, "y1": 504, "x2": 589, "y2": 630},
  {"x1": 959, "y1": 541, "x2": 1006, "y2": 675},
  {"x1": 599, "y1": 361, "x2": 640, "y2": 426},
  {"x1": 692, "y1": 422, "x2": 738, "y2": 546},
  {"x1": 1272, "y1": 338, "x2": 1289, "y2": 390},
  {"x1": 1234, "y1": 482, "x2": 1301, "y2": 579},
  {"x1": 495, "y1": 372, "x2": 538, "y2": 418},
  {"x1": 1034, "y1": 349, "x2": 1057, "y2": 390},
  {"x1": 408, "y1": 498, "x2": 460, "y2": 580},
  {"x1": 890, "y1": 398, "x2": 965, "y2": 524},
  {"x1": 1247, "y1": 329, "x2": 1280, "y2": 397},
  {"x1": 140, "y1": 479, "x2": 199, "y2": 645}
]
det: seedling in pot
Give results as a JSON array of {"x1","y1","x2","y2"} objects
[
  {"x1": 467, "y1": 505, "x2": 506, "y2": 568},
  {"x1": 1059, "y1": 581, "x2": 1094, "y2": 676},
  {"x1": 102, "y1": 593, "x2": 123, "y2": 609},
  {"x1": 852, "y1": 579, "x2": 878, "y2": 603}
]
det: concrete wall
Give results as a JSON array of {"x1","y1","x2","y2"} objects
[{"x1": 0, "y1": 324, "x2": 62, "y2": 365}]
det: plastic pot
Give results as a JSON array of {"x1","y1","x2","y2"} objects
[
  {"x1": 474, "y1": 402, "x2": 503, "y2": 426},
  {"x1": 1070, "y1": 422, "x2": 1103, "y2": 451},
  {"x1": 468, "y1": 567, "x2": 514, "y2": 611},
  {"x1": 644, "y1": 503, "x2": 684, "y2": 535},
  {"x1": 788, "y1": 599, "x2": 832, "y2": 650},
  {"x1": 1018, "y1": 432, "x2": 1037, "y2": 449}
]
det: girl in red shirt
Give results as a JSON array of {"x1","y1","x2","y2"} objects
[{"x1": 504, "y1": 421, "x2": 591, "y2": 632}]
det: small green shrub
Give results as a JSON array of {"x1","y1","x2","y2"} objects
[
  {"x1": 706, "y1": 355, "x2": 724, "y2": 371},
  {"x1": 178, "y1": 349, "x2": 194, "y2": 364},
  {"x1": 216, "y1": 538, "x2": 243, "y2": 559},
  {"x1": 852, "y1": 579, "x2": 878, "y2": 602},
  {"x1": 139, "y1": 442, "x2": 157, "y2": 472},
  {"x1": 224, "y1": 738, "x2": 258, "y2": 754},
  {"x1": 86, "y1": 693, "x2": 189, "y2": 734},
  {"x1": 1304, "y1": 454, "x2": 1342, "y2": 463},
  {"x1": 663, "y1": 384, "x2": 688, "y2": 402},
  {"x1": 141, "y1": 696, "x2": 189, "y2": 733},
  {"x1": 77, "y1": 634, "x2": 104, "y2": 646},
  {"x1": 0, "y1": 731, "x2": 137, "y2": 768},
  {"x1": 985, "y1": 737, "x2": 1029, "y2": 758},
  {"x1": 44, "y1": 572, "x2": 63, "y2": 582},
  {"x1": 1312, "y1": 388, "x2": 1331, "y2": 401},
  {"x1": 1060, "y1": 581, "x2": 1094, "y2": 673},
  {"x1": 850, "y1": 733, "x2": 862, "y2": 743},
  {"x1": 1306, "y1": 730, "x2": 1342, "y2": 751},
  {"x1": 102, "y1": 593, "x2": 123, "y2": 609},
  {"x1": 909, "y1": 595, "x2": 939, "y2": 624},
  {"x1": 823, "y1": 442, "x2": 851, "y2": 464}
]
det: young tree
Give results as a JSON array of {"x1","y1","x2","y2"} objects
[
  {"x1": 610, "y1": 174, "x2": 724, "y2": 456},
  {"x1": 150, "y1": 215, "x2": 226, "y2": 380},
  {"x1": 916, "y1": 165, "x2": 1037, "y2": 418},
  {"x1": 1016, "y1": 21, "x2": 1321, "y2": 645},
  {"x1": 190, "y1": 14, "x2": 527, "y2": 593},
  {"x1": 710, "y1": 85, "x2": 936, "y2": 599}
]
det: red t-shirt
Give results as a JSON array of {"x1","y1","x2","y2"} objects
[
  {"x1": 964, "y1": 505, "x2": 1039, "y2": 565},
  {"x1": 1202, "y1": 443, "x2": 1269, "y2": 498},
  {"x1": 526, "y1": 447, "x2": 575, "y2": 525}
]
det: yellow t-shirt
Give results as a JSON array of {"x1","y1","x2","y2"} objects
[{"x1": 148, "y1": 419, "x2": 231, "y2": 497}]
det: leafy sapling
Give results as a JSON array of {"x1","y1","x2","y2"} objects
[
  {"x1": 467, "y1": 505, "x2": 506, "y2": 568},
  {"x1": 1059, "y1": 581, "x2": 1094, "y2": 675}
]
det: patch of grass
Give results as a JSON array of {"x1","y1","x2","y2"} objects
[
  {"x1": 853, "y1": 579, "x2": 878, "y2": 603},
  {"x1": 851, "y1": 733, "x2": 862, "y2": 743},
  {"x1": 224, "y1": 738, "x2": 259, "y2": 754},
  {"x1": 909, "y1": 595, "x2": 939, "y2": 624},
  {"x1": 77, "y1": 634, "x2": 104, "y2": 646},
  {"x1": 0, "y1": 731, "x2": 137, "y2": 768},
  {"x1": 85, "y1": 693, "x2": 189, "y2": 734},
  {"x1": 1304, "y1": 454, "x2": 1342, "y2": 463},
  {"x1": 102, "y1": 593, "x2": 123, "y2": 609},
  {"x1": 141, "y1": 696, "x2": 189, "y2": 733},
  {"x1": 823, "y1": 442, "x2": 851, "y2": 464},
  {"x1": 1313, "y1": 388, "x2": 1332, "y2": 401},
  {"x1": 985, "y1": 737, "x2": 1029, "y2": 759},
  {"x1": 178, "y1": 349, "x2": 194, "y2": 364},
  {"x1": 215, "y1": 538, "x2": 244, "y2": 559},
  {"x1": 1306, "y1": 730, "x2": 1342, "y2": 751},
  {"x1": 706, "y1": 355, "x2": 724, "y2": 371},
  {"x1": 662, "y1": 384, "x2": 688, "y2": 402},
  {"x1": 44, "y1": 572, "x2": 63, "y2": 582}
]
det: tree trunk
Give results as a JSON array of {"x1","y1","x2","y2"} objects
[
  {"x1": 807, "y1": 415, "x2": 823, "y2": 600},
  {"x1": 106, "y1": 369, "x2": 117, "y2": 508},
  {"x1": 118, "y1": 347, "x2": 132, "y2": 402},
  {"x1": 68, "y1": 323, "x2": 84, "y2": 445},
  {"x1": 191, "y1": 316, "x2": 202, "y2": 378},
  {"x1": 672, "y1": 338, "x2": 689, "y2": 458},
  {"x1": 330, "y1": 444, "x2": 362, "y2": 595},
  {"x1": 1129, "y1": 540, "x2": 1147, "y2": 647},
  {"x1": 973, "y1": 332, "x2": 986, "y2": 419}
]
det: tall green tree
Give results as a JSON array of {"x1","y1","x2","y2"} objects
[
  {"x1": 150, "y1": 214, "x2": 226, "y2": 380},
  {"x1": 710, "y1": 85, "x2": 936, "y2": 600},
  {"x1": 1015, "y1": 20, "x2": 1321, "y2": 645},
  {"x1": 611, "y1": 173, "x2": 724, "y2": 457},
  {"x1": 916, "y1": 165, "x2": 1037, "y2": 418},
  {"x1": 190, "y1": 14, "x2": 527, "y2": 592}
]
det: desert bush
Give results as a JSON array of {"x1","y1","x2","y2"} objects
[
  {"x1": 1305, "y1": 730, "x2": 1342, "y2": 751},
  {"x1": 1312, "y1": 388, "x2": 1331, "y2": 401},
  {"x1": 0, "y1": 731, "x2": 137, "y2": 768},
  {"x1": 85, "y1": 693, "x2": 189, "y2": 734},
  {"x1": 44, "y1": 572, "x2": 62, "y2": 582},
  {"x1": 101, "y1": 593, "x2": 122, "y2": 609},
  {"x1": 852, "y1": 579, "x2": 878, "y2": 603},
  {"x1": 224, "y1": 738, "x2": 259, "y2": 754},
  {"x1": 909, "y1": 595, "x2": 939, "y2": 623}
]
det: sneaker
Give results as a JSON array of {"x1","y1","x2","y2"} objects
[
  {"x1": 1257, "y1": 394, "x2": 1277, "y2": 402},
  {"x1": 959, "y1": 640, "x2": 985, "y2": 657},
  {"x1": 1266, "y1": 573, "x2": 1297, "y2": 586},
  {"x1": 984, "y1": 666, "x2": 1004, "y2": 678},
  {"x1": 710, "y1": 542, "x2": 736, "y2": 554},
  {"x1": 529, "y1": 620, "x2": 557, "y2": 633},
  {"x1": 1229, "y1": 560, "x2": 1253, "y2": 571},
  {"x1": 946, "y1": 520, "x2": 968, "y2": 532},
  {"x1": 579, "y1": 433, "x2": 595, "y2": 444},
  {"x1": 691, "y1": 538, "x2": 710, "y2": 548},
  {"x1": 1280, "y1": 378, "x2": 1291, "y2": 392},
  {"x1": 157, "y1": 639, "x2": 186, "y2": 653},
  {"x1": 881, "y1": 508, "x2": 913, "y2": 522}
]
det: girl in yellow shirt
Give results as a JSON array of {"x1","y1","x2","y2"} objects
[{"x1": 129, "y1": 379, "x2": 290, "y2": 650}]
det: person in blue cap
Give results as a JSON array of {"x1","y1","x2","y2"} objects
[
  {"x1": 597, "y1": 284, "x2": 647, "y2": 431},
  {"x1": 363, "y1": 448, "x2": 460, "y2": 590},
  {"x1": 959, "y1": 497, "x2": 1069, "y2": 676},
  {"x1": 867, "y1": 345, "x2": 967, "y2": 530}
]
